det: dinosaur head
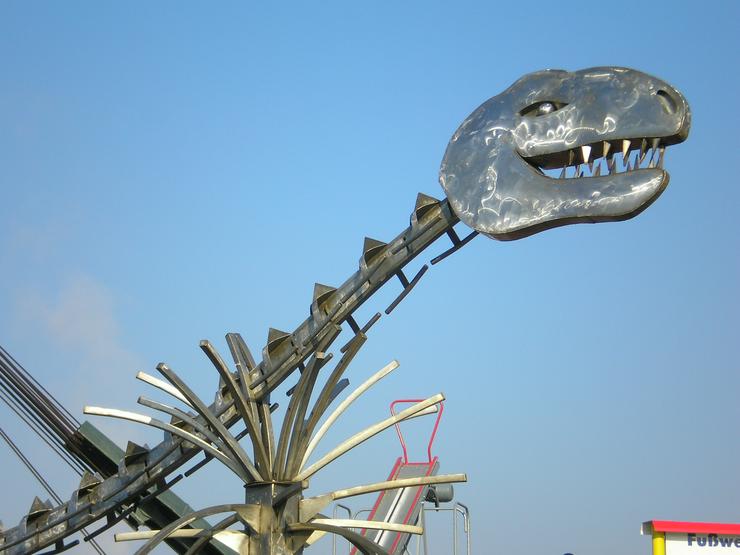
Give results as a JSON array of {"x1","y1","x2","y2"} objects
[{"x1": 439, "y1": 67, "x2": 690, "y2": 240}]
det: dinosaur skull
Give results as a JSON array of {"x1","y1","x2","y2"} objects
[{"x1": 440, "y1": 67, "x2": 691, "y2": 240}]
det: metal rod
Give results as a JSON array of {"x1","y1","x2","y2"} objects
[
  {"x1": 200, "y1": 340, "x2": 271, "y2": 473},
  {"x1": 311, "y1": 519, "x2": 422, "y2": 535},
  {"x1": 332, "y1": 474, "x2": 467, "y2": 502},
  {"x1": 136, "y1": 371, "x2": 192, "y2": 407},
  {"x1": 275, "y1": 348, "x2": 333, "y2": 480},
  {"x1": 296, "y1": 394, "x2": 444, "y2": 480},
  {"x1": 83, "y1": 406, "x2": 252, "y2": 482},
  {"x1": 293, "y1": 334, "x2": 367, "y2": 474},
  {"x1": 0, "y1": 387, "x2": 86, "y2": 475},
  {"x1": 183, "y1": 513, "x2": 241, "y2": 555},
  {"x1": 301, "y1": 360, "x2": 399, "y2": 468},
  {"x1": 0, "y1": 425, "x2": 62, "y2": 504},
  {"x1": 156, "y1": 363, "x2": 263, "y2": 481}
]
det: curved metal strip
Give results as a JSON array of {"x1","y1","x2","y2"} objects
[
  {"x1": 300, "y1": 473, "x2": 467, "y2": 521},
  {"x1": 290, "y1": 335, "x2": 367, "y2": 476},
  {"x1": 226, "y1": 333, "x2": 276, "y2": 470},
  {"x1": 183, "y1": 513, "x2": 241, "y2": 555},
  {"x1": 287, "y1": 522, "x2": 391, "y2": 555},
  {"x1": 333, "y1": 472, "x2": 467, "y2": 501},
  {"x1": 157, "y1": 363, "x2": 263, "y2": 482},
  {"x1": 200, "y1": 340, "x2": 271, "y2": 474},
  {"x1": 275, "y1": 351, "x2": 332, "y2": 480},
  {"x1": 116, "y1": 514, "x2": 246, "y2": 554},
  {"x1": 301, "y1": 360, "x2": 399, "y2": 468},
  {"x1": 127, "y1": 504, "x2": 246, "y2": 555},
  {"x1": 136, "y1": 396, "x2": 223, "y2": 448},
  {"x1": 311, "y1": 518, "x2": 422, "y2": 535},
  {"x1": 296, "y1": 393, "x2": 444, "y2": 480},
  {"x1": 82, "y1": 406, "x2": 250, "y2": 482},
  {"x1": 136, "y1": 371, "x2": 192, "y2": 407}
]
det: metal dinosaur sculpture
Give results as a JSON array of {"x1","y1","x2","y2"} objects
[{"x1": 0, "y1": 67, "x2": 690, "y2": 555}]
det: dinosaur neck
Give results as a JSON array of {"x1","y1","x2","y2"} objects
[{"x1": 249, "y1": 195, "x2": 462, "y2": 399}]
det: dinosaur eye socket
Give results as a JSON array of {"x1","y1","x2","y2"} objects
[{"x1": 519, "y1": 101, "x2": 567, "y2": 117}]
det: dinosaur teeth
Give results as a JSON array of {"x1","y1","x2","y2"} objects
[
  {"x1": 622, "y1": 139, "x2": 631, "y2": 158},
  {"x1": 608, "y1": 153, "x2": 617, "y2": 173},
  {"x1": 602, "y1": 141, "x2": 611, "y2": 158},
  {"x1": 648, "y1": 139, "x2": 660, "y2": 168},
  {"x1": 534, "y1": 137, "x2": 668, "y2": 179},
  {"x1": 581, "y1": 145, "x2": 591, "y2": 164}
]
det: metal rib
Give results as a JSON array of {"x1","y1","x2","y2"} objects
[
  {"x1": 136, "y1": 371, "x2": 192, "y2": 407},
  {"x1": 199, "y1": 340, "x2": 270, "y2": 474},
  {"x1": 82, "y1": 406, "x2": 251, "y2": 482},
  {"x1": 125, "y1": 504, "x2": 246, "y2": 555},
  {"x1": 296, "y1": 394, "x2": 444, "y2": 480},
  {"x1": 136, "y1": 396, "x2": 223, "y2": 448},
  {"x1": 182, "y1": 513, "x2": 242, "y2": 555},
  {"x1": 311, "y1": 518, "x2": 422, "y2": 535},
  {"x1": 156, "y1": 363, "x2": 263, "y2": 482},
  {"x1": 281, "y1": 323, "x2": 343, "y2": 479},
  {"x1": 291, "y1": 333, "x2": 367, "y2": 475},
  {"x1": 274, "y1": 351, "x2": 332, "y2": 479},
  {"x1": 225, "y1": 333, "x2": 274, "y2": 468},
  {"x1": 287, "y1": 522, "x2": 391, "y2": 555},
  {"x1": 301, "y1": 360, "x2": 399, "y2": 468}
]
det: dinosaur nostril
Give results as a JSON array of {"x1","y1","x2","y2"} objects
[{"x1": 656, "y1": 89, "x2": 678, "y2": 114}]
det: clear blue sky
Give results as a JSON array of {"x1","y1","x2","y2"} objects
[{"x1": 1, "y1": 2, "x2": 738, "y2": 554}]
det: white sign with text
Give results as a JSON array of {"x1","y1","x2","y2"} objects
[{"x1": 667, "y1": 532, "x2": 740, "y2": 554}]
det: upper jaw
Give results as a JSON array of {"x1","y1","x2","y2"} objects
[
  {"x1": 516, "y1": 67, "x2": 691, "y2": 177},
  {"x1": 522, "y1": 137, "x2": 671, "y2": 181},
  {"x1": 518, "y1": 95, "x2": 690, "y2": 181}
]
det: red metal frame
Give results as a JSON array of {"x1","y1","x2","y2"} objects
[
  {"x1": 351, "y1": 399, "x2": 444, "y2": 555},
  {"x1": 390, "y1": 398, "x2": 444, "y2": 463}
]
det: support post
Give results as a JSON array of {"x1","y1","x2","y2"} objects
[{"x1": 653, "y1": 531, "x2": 666, "y2": 555}]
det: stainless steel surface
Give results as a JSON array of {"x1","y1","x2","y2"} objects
[{"x1": 440, "y1": 67, "x2": 690, "y2": 240}]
